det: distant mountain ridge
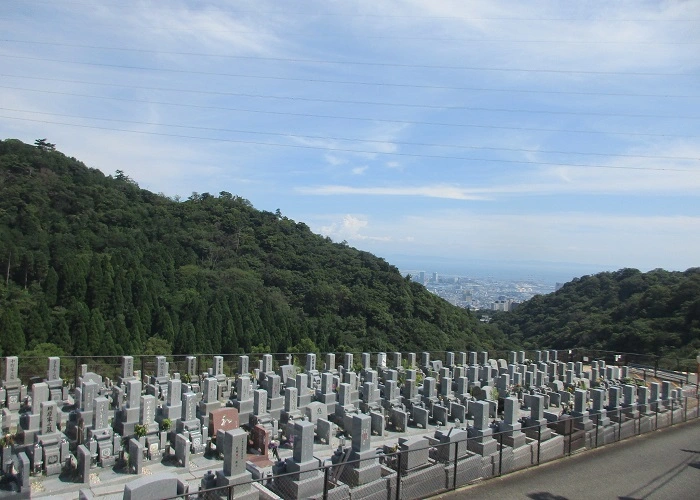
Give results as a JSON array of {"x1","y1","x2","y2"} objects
[
  {"x1": 0, "y1": 138, "x2": 506, "y2": 357},
  {"x1": 489, "y1": 267, "x2": 700, "y2": 358}
]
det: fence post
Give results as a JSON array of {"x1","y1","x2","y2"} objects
[
  {"x1": 537, "y1": 425, "x2": 541, "y2": 465},
  {"x1": 453, "y1": 440, "x2": 459, "y2": 489},
  {"x1": 684, "y1": 396, "x2": 688, "y2": 422},
  {"x1": 671, "y1": 398, "x2": 674, "y2": 425},
  {"x1": 637, "y1": 405, "x2": 642, "y2": 435},
  {"x1": 655, "y1": 399, "x2": 659, "y2": 429},
  {"x1": 595, "y1": 412, "x2": 599, "y2": 448},
  {"x1": 323, "y1": 464, "x2": 329, "y2": 500},
  {"x1": 74, "y1": 356, "x2": 81, "y2": 389},
  {"x1": 498, "y1": 432, "x2": 503, "y2": 477},
  {"x1": 395, "y1": 451, "x2": 402, "y2": 500},
  {"x1": 228, "y1": 484, "x2": 234, "y2": 500},
  {"x1": 617, "y1": 409, "x2": 622, "y2": 441}
]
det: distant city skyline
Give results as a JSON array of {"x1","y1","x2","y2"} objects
[
  {"x1": 393, "y1": 254, "x2": 618, "y2": 285},
  {"x1": 2, "y1": 1, "x2": 698, "y2": 272},
  {"x1": 400, "y1": 266, "x2": 553, "y2": 310}
]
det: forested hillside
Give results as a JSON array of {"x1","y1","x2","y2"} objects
[
  {"x1": 0, "y1": 139, "x2": 507, "y2": 358},
  {"x1": 490, "y1": 268, "x2": 700, "y2": 357}
]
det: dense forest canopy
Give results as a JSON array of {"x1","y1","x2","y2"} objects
[
  {"x1": 3, "y1": 139, "x2": 696, "y2": 361},
  {"x1": 489, "y1": 267, "x2": 700, "y2": 358},
  {"x1": 0, "y1": 139, "x2": 508, "y2": 358}
]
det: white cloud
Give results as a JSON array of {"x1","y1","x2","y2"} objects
[
  {"x1": 320, "y1": 210, "x2": 700, "y2": 271},
  {"x1": 319, "y1": 214, "x2": 393, "y2": 243},
  {"x1": 355, "y1": 0, "x2": 700, "y2": 75},
  {"x1": 325, "y1": 154, "x2": 347, "y2": 166},
  {"x1": 352, "y1": 165, "x2": 369, "y2": 175}
]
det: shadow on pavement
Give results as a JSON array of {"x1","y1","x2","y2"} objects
[{"x1": 527, "y1": 492, "x2": 569, "y2": 500}]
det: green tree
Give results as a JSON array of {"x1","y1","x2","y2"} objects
[
  {"x1": 87, "y1": 308, "x2": 106, "y2": 355},
  {"x1": 34, "y1": 138, "x2": 56, "y2": 151},
  {"x1": 0, "y1": 304, "x2": 25, "y2": 355},
  {"x1": 142, "y1": 336, "x2": 172, "y2": 356}
]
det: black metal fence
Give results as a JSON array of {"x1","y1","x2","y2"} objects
[
  {"x1": 154, "y1": 394, "x2": 700, "y2": 500},
  {"x1": 6, "y1": 349, "x2": 698, "y2": 390}
]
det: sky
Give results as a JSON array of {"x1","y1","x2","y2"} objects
[{"x1": 1, "y1": 0, "x2": 699, "y2": 279}]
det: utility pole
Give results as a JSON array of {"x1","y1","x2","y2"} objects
[{"x1": 696, "y1": 353, "x2": 700, "y2": 398}]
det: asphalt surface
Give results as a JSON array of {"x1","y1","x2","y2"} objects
[{"x1": 435, "y1": 418, "x2": 700, "y2": 500}]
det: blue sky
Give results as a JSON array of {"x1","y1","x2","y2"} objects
[{"x1": 1, "y1": 0, "x2": 699, "y2": 276}]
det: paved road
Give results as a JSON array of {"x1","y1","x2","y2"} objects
[{"x1": 435, "y1": 419, "x2": 700, "y2": 500}]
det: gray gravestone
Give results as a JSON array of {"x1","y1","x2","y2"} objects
[
  {"x1": 186, "y1": 356, "x2": 197, "y2": 376},
  {"x1": 306, "y1": 353, "x2": 316, "y2": 373},
  {"x1": 121, "y1": 356, "x2": 134, "y2": 380},
  {"x1": 352, "y1": 413, "x2": 371, "y2": 452},
  {"x1": 292, "y1": 419, "x2": 315, "y2": 463},
  {"x1": 222, "y1": 428, "x2": 247, "y2": 476}
]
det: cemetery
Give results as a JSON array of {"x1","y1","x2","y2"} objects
[{"x1": 0, "y1": 350, "x2": 696, "y2": 499}]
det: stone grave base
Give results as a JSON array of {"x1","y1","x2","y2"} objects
[
  {"x1": 565, "y1": 429, "x2": 586, "y2": 453},
  {"x1": 523, "y1": 425, "x2": 551, "y2": 442},
  {"x1": 601, "y1": 425, "x2": 618, "y2": 445},
  {"x1": 608, "y1": 411, "x2": 627, "y2": 424},
  {"x1": 479, "y1": 454, "x2": 495, "y2": 479},
  {"x1": 399, "y1": 463, "x2": 445, "y2": 499},
  {"x1": 274, "y1": 472, "x2": 324, "y2": 500},
  {"x1": 581, "y1": 429, "x2": 596, "y2": 450},
  {"x1": 347, "y1": 466, "x2": 396, "y2": 500},
  {"x1": 445, "y1": 452, "x2": 482, "y2": 488},
  {"x1": 512, "y1": 440, "x2": 536, "y2": 471},
  {"x1": 538, "y1": 434, "x2": 564, "y2": 464},
  {"x1": 313, "y1": 481, "x2": 350, "y2": 500},
  {"x1": 339, "y1": 450, "x2": 380, "y2": 487},
  {"x1": 467, "y1": 438, "x2": 498, "y2": 457},
  {"x1": 215, "y1": 471, "x2": 260, "y2": 500},
  {"x1": 619, "y1": 419, "x2": 636, "y2": 440},
  {"x1": 502, "y1": 431, "x2": 527, "y2": 449},
  {"x1": 497, "y1": 446, "x2": 515, "y2": 475},
  {"x1": 638, "y1": 415, "x2": 654, "y2": 434},
  {"x1": 672, "y1": 407, "x2": 684, "y2": 424},
  {"x1": 655, "y1": 411, "x2": 670, "y2": 429},
  {"x1": 214, "y1": 487, "x2": 259, "y2": 500}
]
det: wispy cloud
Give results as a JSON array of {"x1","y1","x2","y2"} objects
[
  {"x1": 312, "y1": 210, "x2": 700, "y2": 271},
  {"x1": 297, "y1": 184, "x2": 491, "y2": 200},
  {"x1": 352, "y1": 166, "x2": 369, "y2": 175}
]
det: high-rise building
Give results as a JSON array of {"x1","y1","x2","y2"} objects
[{"x1": 492, "y1": 299, "x2": 520, "y2": 312}]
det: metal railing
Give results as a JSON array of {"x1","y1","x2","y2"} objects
[
  {"x1": 150, "y1": 394, "x2": 699, "y2": 500},
  {"x1": 4, "y1": 349, "x2": 697, "y2": 389}
]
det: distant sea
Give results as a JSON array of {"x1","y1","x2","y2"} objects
[{"x1": 386, "y1": 255, "x2": 617, "y2": 285}]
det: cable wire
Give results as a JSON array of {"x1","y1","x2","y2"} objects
[
  {"x1": 1, "y1": 115, "x2": 695, "y2": 173},
  {"x1": 5, "y1": 2, "x2": 698, "y2": 22},
  {"x1": 1, "y1": 53, "x2": 692, "y2": 77},
  {"x1": 2, "y1": 107, "x2": 697, "y2": 162},
  {"x1": 2, "y1": 39, "x2": 699, "y2": 73},
  {"x1": 3, "y1": 86, "x2": 697, "y2": 139},
  {"x1": 4, "y1": 73, "x2": 695, "y2": 99}
]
